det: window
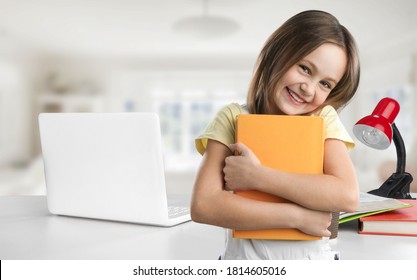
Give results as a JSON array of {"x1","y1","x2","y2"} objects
[
  {"x1": 110, "y1": 70, "x2": 250, "y2": 171},
  {"x1": 155, "y1": 91, "x2": 245, "y2": 171}
]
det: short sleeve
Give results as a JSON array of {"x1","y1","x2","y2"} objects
[
  {"x1": 195, "y1": 103, "x2": 243, "y2": 155},
  {"x1": 314, "y1": 105, "x2": 356, "y2": 150}
]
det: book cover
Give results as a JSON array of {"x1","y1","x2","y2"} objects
[
  {"x1": 232, "y1": 114, "x2": 324, "y2": 240},
  {"x1": 339, "y1": 192, "x2": 412, "y2": 223},
  {"x1": 359, "y1": 199, "x2": 417, "y2": 236}
]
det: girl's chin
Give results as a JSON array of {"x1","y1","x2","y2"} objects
[
  {"x1": 279, "y1": 104, "x2": 304, "y2": 115},
  {"x1": 274, "y1": 94, "x2": 308, "y2": 115}
]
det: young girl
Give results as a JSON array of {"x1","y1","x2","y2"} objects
[{"x1": 191, "y1": 10, "x2": 360, "y2": 260}]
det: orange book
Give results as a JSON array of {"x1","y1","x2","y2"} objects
[{"x1": 232, "y1": 114, "x2": 324, "y2": 240}]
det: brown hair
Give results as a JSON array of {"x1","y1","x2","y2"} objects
[{"x1": 247, "y1": 10, "x2": 360, "y2": 114}]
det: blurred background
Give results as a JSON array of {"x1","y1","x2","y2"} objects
[{"x1": 0, "y1": 0, "x2": 416, "y2": 196}]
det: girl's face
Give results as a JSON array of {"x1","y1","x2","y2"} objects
[{"x1": 271, "y1": 43, "x2": 347, "y2": 115}]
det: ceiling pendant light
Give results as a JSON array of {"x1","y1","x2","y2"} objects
[{"x1": 172, "y1": 0, "x2": 240, "y2": 39}]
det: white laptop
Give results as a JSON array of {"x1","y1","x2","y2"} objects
[{"x1": 38, "y1": 112, "x2": 191, "y2": 227}]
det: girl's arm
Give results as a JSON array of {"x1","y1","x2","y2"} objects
[
  {"x1": 224, "y1": 139, "x2": 359, "y2": 213},
  {"x1": 191, "y1": 139, "x2": 332, "y2": 237}
]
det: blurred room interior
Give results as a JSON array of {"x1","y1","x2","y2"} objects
[{"x1": 0, "y1": 0, "x2": 416, "y2": 195}]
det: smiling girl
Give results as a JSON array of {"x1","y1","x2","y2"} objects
[{"x1": 191, "y1": 10, "x2": 360, "y2": 260}]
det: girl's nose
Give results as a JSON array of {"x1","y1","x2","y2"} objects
[{"x1": 300, "y1": 80, "x2": 314, "y2": 97}]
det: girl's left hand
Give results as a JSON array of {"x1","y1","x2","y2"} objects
[{"x1": 223, "y1": 142, "x2": 261, "y2": 191}]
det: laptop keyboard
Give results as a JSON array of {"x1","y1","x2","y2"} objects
[{"x1": 168, "y1": 206, "x2": 190, "y2": 218}]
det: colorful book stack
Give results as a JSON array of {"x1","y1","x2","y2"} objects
[{"x1": 359, "y1": 199, "x2": 417, "y2": 236}]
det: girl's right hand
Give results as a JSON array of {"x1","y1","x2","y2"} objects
[
  {"x1": 223, "y1": 142, "x2": 261, "y2": 191},
  {"x1": 296, "y1": 207, "x2": 332, "y2": 237}
]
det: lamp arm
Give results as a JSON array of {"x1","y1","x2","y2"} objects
[
  {"x1": 392, "y1": 123, "x2": 406, "y2": 174},
  {"x1": 368, "y1": 122, "x2": 414, "y2": 199}
]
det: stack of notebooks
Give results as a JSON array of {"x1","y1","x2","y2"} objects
[
  {"x1": 340, "y1": 192, "x2": 416, "y2": 236},
  {"x1": 359, "y1": 198, "x2": 416, "y2": 237}
]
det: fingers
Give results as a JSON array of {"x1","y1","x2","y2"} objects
[
  {"x1": 228, "y1": 142, "x2": 249, "y2": 156},
  {"x1": 323, "y1": 212, "x2": 333, "y2": 237},
  {"x1": 228, "y1": 143, "x2": 240, "y2": 155},
  {"x1": 314, "y1": 213, "x2": 332, "y2": 237}
]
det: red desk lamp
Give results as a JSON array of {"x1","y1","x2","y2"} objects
[{"x1": 353, "y1": 97, "x2": 413, "y2": 199}]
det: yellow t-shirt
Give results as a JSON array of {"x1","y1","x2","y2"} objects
[{"x1": 196, "y1": 103, "x2": 355, "y2": 155}]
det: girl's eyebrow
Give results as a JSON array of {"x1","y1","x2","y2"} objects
[{"x1": 303, "y1": 59, "x2": 338, "y2": 85}]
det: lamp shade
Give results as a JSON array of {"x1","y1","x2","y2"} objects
[{"x1": 353, "y1": 97, "x2": 400, "y2": 150}]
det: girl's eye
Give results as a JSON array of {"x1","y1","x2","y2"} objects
[
  {"x1": 320, "y1": 81, "x2": 331, "y2": 89},
  {"x1": 300, "y1": 65, "x2": 310, "y2": 74}
]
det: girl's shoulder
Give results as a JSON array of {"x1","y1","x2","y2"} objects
[
  {"x1": 310, "y1": 105, "x2": 337, "y2": 119},
  {"x1": 195, "y1": 103, "x2": 245, "y2": 155},
  {"x1": 221, "y1": 103, "x2": 246, "y2": 115},
  {"x1": 312, "y1": 105, "x2": 355, "y2": 150},
  {"x1": 215, "y1": 103, "x2": 247, "y2": 121}
]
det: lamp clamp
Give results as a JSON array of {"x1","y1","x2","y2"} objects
[{"x1": 368, "y1": 172, "x2": 413, "y2": 199}]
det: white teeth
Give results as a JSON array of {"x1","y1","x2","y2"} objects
[{"x1": 287, "y1": 88, "x2": 304, "y2": 103}]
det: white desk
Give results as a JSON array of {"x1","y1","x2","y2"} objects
[{"x1": 1, "y1": 196, "x2": 416, "y2": 260}]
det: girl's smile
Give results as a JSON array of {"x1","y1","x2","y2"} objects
[{"x1": 286, "y1": 86, "x2": 307, "y2": 104}]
